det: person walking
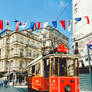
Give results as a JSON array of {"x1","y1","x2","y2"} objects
[
  {"x1": 4, "y1": 78, "x2": 7, "y2": 88},
  {"x1": 0, "y1": 80, "x2": 1, "y2": 88},
  {"x1": 1, "y1": 79, "x2": 3, "y2": 87}
]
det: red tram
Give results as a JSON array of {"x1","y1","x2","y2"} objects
[{"x1": 28, "y1": 54, "x2": 79, "y2": 92}]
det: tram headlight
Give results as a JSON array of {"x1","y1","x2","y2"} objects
[
  {"x1": 62, "y1": 79, "x2": 64, "y2": 82},
  {"x1": 64, "y1": 85, "x2": 71, "y2": 92},
  {"x1": 70, "y1": 79, "x2": 74, "y2": 83}
]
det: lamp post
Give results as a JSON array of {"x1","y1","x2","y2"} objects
[{"x1": 87, "y1": 44, "x2": 92, "y2": 88}]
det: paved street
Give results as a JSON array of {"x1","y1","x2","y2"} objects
[
  {"x1": 0, "y1": 86, "x2": 28, "y2": 92},
  {"x1": 81, "y1": 91, "x2": 92, "y2": 92},
  {"x1": 0, "y1": 86, "x2": 92, "y2": 92}
]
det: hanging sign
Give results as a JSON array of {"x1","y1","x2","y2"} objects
[{"x1": 88, "y1": 44, "x2": 92, "y2": 50}]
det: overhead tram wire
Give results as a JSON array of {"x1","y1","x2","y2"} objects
[
  {"x1": 56, "y1": 0, "x2": 72, "y2": 20},
  {"x1": 30, "y1": 0, "x2": 72, "y2": 34}
]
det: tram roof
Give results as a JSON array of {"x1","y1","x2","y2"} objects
[
  {"x1": 27, "y1": 55, "x2": 42, "y2": 67},
  {"x1": 27, "y1": 54, "x2": 78, "y2": 67},
  {"x1": 43, "y1": 54, "x2": 78, "y2": 59}
]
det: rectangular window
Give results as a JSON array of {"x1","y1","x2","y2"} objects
[
  {"x1": 32, "y1": 65, "x2": 35, "y2": 76},
  {"x1": 59, "y1": 58, "x2": 67, "y2": 76},
  {"x1": 75, "y1": 42, "x2": 78, "y2": 48},
  {"x1": 20, "y1": 61, "x2": 22, "y2": 69},
  {"x1": 44, "y1": 59, "x2": 50, "y2": 77},
  {"x1": 51, "y1": 58, "x2": 58, "y2": 76},
  {"x1": 67, "y1": 59, "x2": 75, "y2": 76},
  {"x1": 32, "y1": 41, "x2": 34, "y2": 46},
  {"x1": 0, "y1": 49, "x2": 1, "y2": 58},
  {"x1": 36, "y1": 63, "x2": 40, "y2": 75},
  {"x1": 20, "y1": 49, "x2": 23, "y2": 57}
]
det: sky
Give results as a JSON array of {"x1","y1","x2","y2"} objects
[{"x1": 0, "y1": 0, "x2": 72, "y2": 53}]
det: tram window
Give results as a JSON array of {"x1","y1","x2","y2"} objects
[
  {"x1": 36, "y1": 63, "x2": 40, "y2": 75},
  {"x1": 51, "y1": 57, "x2": 58, "y2": 76},
  {"x1": 67, "y1": 59, "x2": 75, "y2": 76},
  {"x1": 59, "y1": 58, "x2": 67, "y2": 76},
  {"x1": 32, "y1": 65, "x2": 35, "y2": 76},
  {"x1": 44, "y1": 59, "x2": 50, "y2": 77}
]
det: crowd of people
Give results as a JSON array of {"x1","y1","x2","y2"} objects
[
  {"x1": 0, "y1": 78, "x2": 8, "y2": 88},
  {"x1": 0, "y1": 73, "x2": 28, "y2": 89}
]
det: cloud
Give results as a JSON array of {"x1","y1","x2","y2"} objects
[{"x1": 60, "y1": 1, "x2": 64, "y2": 7}]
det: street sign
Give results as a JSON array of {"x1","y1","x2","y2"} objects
[{"x1": 88, "y1": 44, "x2": 92, "y2": 50}]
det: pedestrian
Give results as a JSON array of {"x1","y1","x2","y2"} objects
[
  {"x1": 19, "y1": 78, "x2": 22, "y2": 85},
  {"x1": 4, "y1": 78, "x2": 7, "y2": 88},
  {"x1": 0, "y1": 80, "x2": 1, "y2": 88},
  {"x1": 19, "y1": 75, "x2": 22, "y2": 85},
  {"x1": 13, "y1": 79, "x2": 14, "y2": 86},
  {"x1": 1, "y1": 79, "x2": 3, "y2": 87},
  {"x1": 6, "y1": 79, "x2": 8, "y2": 87}
]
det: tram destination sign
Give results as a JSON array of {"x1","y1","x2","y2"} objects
[{"x1": 54, "y1": 44, "x2": 70, "y2": 53}]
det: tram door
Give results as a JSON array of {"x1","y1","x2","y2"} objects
[{"x1": 49, "y1": 57, "x2": 66, "y2": 92}]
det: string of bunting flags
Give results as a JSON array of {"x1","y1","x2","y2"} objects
[{"x1": 0, "y1": 16, "x2": 90, "y2": 32}]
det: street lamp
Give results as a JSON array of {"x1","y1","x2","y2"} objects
[{"x1": 87, "y1": 44, "x2": 92, "y2": 88}]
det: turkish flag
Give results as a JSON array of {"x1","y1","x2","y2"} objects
[
  {"x1": 37, "y1": 22, "x2": 41, "y2": 29},
  {"x1": 16, "y1": 21, "x2": 22, "y2": 31},
  {"x1": 84, "y1": 16, "x2": 90, "y2": 24},
  {"x1": 60, "y1": 20, "x2": 66, "y2": 30},
  {"x1": 0, "y1": 20, "x2": 3, "y2": 30}
]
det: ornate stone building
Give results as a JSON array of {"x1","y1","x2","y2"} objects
[{"x1": 0, "y1": 29, "x2": 42, "y2": 73}]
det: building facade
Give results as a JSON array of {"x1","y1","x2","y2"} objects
[
  {"x1": 0, "y1": 29, "x2": 42, "y2": 73},
  {"x1": 72, "y1": 0, "x2": 92, "y2": 67},
  {"x1": 34, "y1": 26, "x2": 69, "y2": 56}
]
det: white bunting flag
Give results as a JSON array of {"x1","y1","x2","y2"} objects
[
  {"x1": 42, "y1": 22, "x2": 48, "y2": 34},
  {"x1": 20, "y1": 22, "x2": 27, "y2": 29},
  {"x1": 67, "y1": 20, "x2": 72, "y2": 32}
]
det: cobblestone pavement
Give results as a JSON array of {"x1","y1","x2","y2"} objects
[{"x1": 0, "y1": 86, "x2": 28, "y2": 92}]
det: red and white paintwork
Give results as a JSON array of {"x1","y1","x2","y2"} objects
[
  {"x1": 28, "y1": 77, "x2": 49, "y2": 91},
  {"x1": 28, "y1": 76, "x2": 79, "y2": 92},
  {"x1": 50, "y1": 76, "x2": 79, "y2": 92}
]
